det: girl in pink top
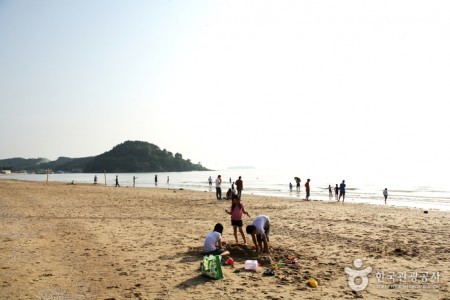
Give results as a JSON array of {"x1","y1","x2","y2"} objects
[{"x1": 225, "y1": 195, "x2": 250, "y2": 244}]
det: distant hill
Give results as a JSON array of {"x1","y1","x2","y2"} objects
[
  {"x1": 0, "y1": 141, "x2": 210, "y2": 173},
  {"x1": 228, "y1": 166, "x2": 255, "y2": 169},
  {"x1": 0, "y1": 157, "x2": 50, "y2": 171}
]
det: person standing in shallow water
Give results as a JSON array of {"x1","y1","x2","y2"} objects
[
  {"x1": 339, "y1": 180, "x2": 346, "y2": 202},
  {"x1": 383, "y1": 188, "x2": 388, "y2": 204},
  {"x1": 295, "y1": 177, "x2": 301, "y2": 192},
  {"x1": 328, "y1": 185, "x2": 333, "y2": 200},
  {"x1": 305, "y1": 179, "x2": 311, "y2": 201},
  {"x1": 334, "y1": 184, "x2": 339, "y2": 201}
]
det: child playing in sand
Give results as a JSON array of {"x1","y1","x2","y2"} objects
[
  {"x1": 225, "y1": 195, "x2": 250, "y2": 244},
  {"x1": 203, "y1": 223, "x2": 230, "y2": 256},
  {"x1": 246, "y1": 215, "x2": 271, "y2": 254}
]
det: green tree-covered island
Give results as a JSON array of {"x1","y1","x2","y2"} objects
[{"x1": 0, "y1": 141, "x2": 210, "y2": 173}]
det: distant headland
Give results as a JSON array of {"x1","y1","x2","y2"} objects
[
  {"x1": 0, "y1": 141, "x2": 210, "y2": 173},
  {"x1": 228, "y1": 166, "x2": 256, "y2": 169}
]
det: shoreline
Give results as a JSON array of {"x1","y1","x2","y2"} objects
[
  {"x1": 1, "y1": 180, "x2": 449, "y2": 299},
  {"x1": 2, "y1": 175, "x2": 449, "y2": 212}
]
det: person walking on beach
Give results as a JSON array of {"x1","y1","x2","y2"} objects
[
  {"x1": 133, "y1": 176, "x2": 138, "y2": 187},
  {"x1": 115, "y1": 175, "x2": 120, "y2": 187},
  {"x1": 305, "y1": 179, "x2": 311, "y2": 201},
  {"x1": 215, "y1": 175, "x2": 222, "y2": 200},
  {"x1": 294, "y1": 177, "x2": 301, "y2": 192},
  {"x1": 339, "y1": 180, "x2": 346, "y2": 202},
  {"x1": 94, "y1": 175, "x2": 98, "y2": 185},
  {"x1": 225, "y1": 195, "x2": 251, "y2": 244},
  {"x1": 154, "y1": 174, "x2": 158, "y2": 186},
  {"x1": 334, "y1": 184, "x2": 339, "y2": 201},
  {"x1": 328, "y1": 185, "x2": 333, "y2": 200},
  {"x1": 246, "y1": 215, "x2": 271, "y2": 254},
  {"x1": 236, "y1": 176, "x2": 243, "y2": 199},
  {"x1": 383, "y1": 188, "x2": 388, "y2": 204}
]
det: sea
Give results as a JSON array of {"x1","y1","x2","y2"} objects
[{"x1": 1, "y1": 168, "x2": 450, "y2": 211}]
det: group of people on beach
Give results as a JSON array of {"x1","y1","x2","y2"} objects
[
  {"x1": 327, "y1": 180, "x2": 347, "y2": 202},
  {"x1": 210, "y1": 175, "x2": 243, "y2": 201},
  {"x1": 203, "y1": 175, "x2": 271, "y2": 257},
  {"x1": 96, "y1": 174, "x2": 170, "y2": 187},
  {"x1": 292, "y1": 177, "x2": 389, "y2": 204}
]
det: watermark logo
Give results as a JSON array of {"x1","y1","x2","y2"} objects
[{"x1": 344, "y1": 258, "x2": 372, "y2": 292}]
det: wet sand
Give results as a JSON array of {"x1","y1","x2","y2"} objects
[{"x1": 1, "y1": 180, "x2": 449, "y2": 299}]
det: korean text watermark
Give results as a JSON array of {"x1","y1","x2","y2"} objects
[{"x1": 345, "y1": 258, "x2": 442, "y2": 292}]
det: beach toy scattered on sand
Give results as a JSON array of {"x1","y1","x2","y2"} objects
[
  {"x1": 263, "y1": 268, "x2": 276, "y2": 276},
  {"x1": 245, "y1": 260, "x2": 258, "y2": 270},
  {"x1": 286, "y1": 256, "x2": 299, "y2": 265},
  {"x1": 226, "y1": 258, "x2": 235, "y2": 266},
  {"x1": 308, "y1": 277, "x2": 318, "y2": 287},
  {"x1": 272, "y1": 263, "x2": 284, "y2": 270}
]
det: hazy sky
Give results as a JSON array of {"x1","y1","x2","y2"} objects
[{"x1": 1, "y1": 1, "x2": 449, "y2": 185}]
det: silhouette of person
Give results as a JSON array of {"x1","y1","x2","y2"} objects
[
  {"x1": 235, "y1": 176, "x2": 243, "y2": 199},
  {"x1": 289, "y1": 182, "x2": 293, "y2": 191},
  {"x1": 155, "y1": 175, "x2": 158, "y2": 186},
  {"x1": 94, "y1": 175, "x2": 98, "y2": 185},
  {"x1": 334, "y1": 184, "x2": 339, "y2": 201},
  {"x1": 115, "y1": 175, "x2": 120, "y2": 187},
  {"x1": 328, "y1": 185, "x2": 333, "y2": 199},
  {"x1": 295, "y1": 177, "x2": 301, "y2": 192},
  {"x1": 305, "y1": 179, "x2": 311, "y2": 201},
  {"x1": 133, "y1": 176, "x2": 138, "y2": 187},
  {"x1": 383, "y1": 188, "x2": 388, "y2": 204},
  {"x1": 339, "y1": 180, "x2": 346, "y2": 202}
]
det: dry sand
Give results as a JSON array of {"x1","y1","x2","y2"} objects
[{"x1": 0, "y1": 180, "x2": 449, "y2": 300}]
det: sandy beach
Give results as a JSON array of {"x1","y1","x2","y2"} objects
[{"x1": 1, "y1": 180, "x2": 449, "y2": 299}]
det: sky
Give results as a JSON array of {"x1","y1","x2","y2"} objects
[{"x1": 1, "y1": 0, "x2": 449, "y2": 185}]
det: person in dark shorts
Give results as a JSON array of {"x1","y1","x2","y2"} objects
[
  {"x1": 339, "y1": 180, "x2": 346, "y2": 202},
  {"x1": 334, "y1": 184, "x2": 339, "y2": 201},
  {"x1": 225, "y1": 195, "x2": 250, "y2": 244}
]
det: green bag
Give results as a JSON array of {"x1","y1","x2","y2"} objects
[{"x1": 201, "y1": 255, "x2": 223, "y2": 280}]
